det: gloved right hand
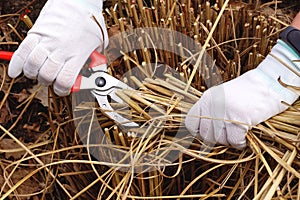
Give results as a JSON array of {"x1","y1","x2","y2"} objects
[{"x1": 8, "y1": 0, "x2": 108, "y2": 96}]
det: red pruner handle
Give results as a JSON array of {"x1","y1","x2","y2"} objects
[
  {"x1": 0, "y1": 51, "x2": 14, "y2": 61},
  {"x1": 71, "y1": 51, "x2": 107, "y2": 93},
  {"x1": 71, "y1": 75, "x2": 82, "y2": 93},
  {"x1": 88, "y1": 50, "x2": 108, "y2": 68}
]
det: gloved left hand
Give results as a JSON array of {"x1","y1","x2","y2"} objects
[
  {"x1": 8, "y1": 0, "x2": 108, "y2": 96},
  {"x1": 185, "y1": 40, "x2": 300, "y2": 149}
]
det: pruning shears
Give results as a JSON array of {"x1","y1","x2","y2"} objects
[
  {"x1": 0, "y1": 50, "x2": 136, "y2": 127},
  {"x1": 72, "y1": 51, "x2": 138, "y2": 127}
]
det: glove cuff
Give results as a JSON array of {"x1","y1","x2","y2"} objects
[
  {"x1": 256, "y1": 41, "x2": 300, "y2": 104},
  {"x1": 276, "y1": 39, "x2": 300, "y2": 72}
]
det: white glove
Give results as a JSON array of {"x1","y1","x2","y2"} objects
[
  {"x1": 8, "y1": 0, "x2": 108, "y2": 96},
  {"x1": 185, "y1": 40, "x2": 300, "y2": 149}
]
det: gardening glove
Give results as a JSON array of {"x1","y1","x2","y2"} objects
[
  {"x1": 185, "y1": 39, "x2": 300, "y2": 149},
  {"x1": 8, "y1": 0, "x2": 108, "y2": 96}
]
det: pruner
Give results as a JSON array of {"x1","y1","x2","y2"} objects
[{"x1": 72, "y1": 51, "x2": 138, "y2": 127}]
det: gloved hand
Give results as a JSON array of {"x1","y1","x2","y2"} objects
[
  {"x1": 8, "y1": 0, "x2": 108, "y2": 96},
  {"x1": 185, "y1": 40, "x2": 300, "y2": 149}
]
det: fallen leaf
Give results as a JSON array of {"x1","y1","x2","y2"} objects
[
  {"x1": 12, "y1": 88, "x2": 30, "y2": 102},
  {"x1": 0, "y1": 138, "x2": 26, "y2": 160},
  {"x1": 28, "y1": 85, "x2": 49, "y2": 107},
  {"x1": 0, "y1": 102, "x2": 10, "y2": 124},
  {"x1": 0, "y1": 167, "x2": 43, "y2": 199},
  {"x1": 23, "y1": 123, "x2": 40, "y2": 132},
  {"x1": 0, "y1": 23, "x2": 13, "y2": 42}
]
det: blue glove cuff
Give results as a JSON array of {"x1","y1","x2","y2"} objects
[
  {"x1": 256, "y1": 41, "x2": 300, "y2": 105},
  {"x1": 276, "y1": 39, "x2": 300, "y2": 72},
  {"x1": 263, "y1": 40, "x2": 300, "y2": 84}
]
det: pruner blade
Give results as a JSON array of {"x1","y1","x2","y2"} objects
[
  {"x1": 91, "y1": 73, "x2": 139, "y2": 127},
  {"x1": 93, "y1": 92, "x2": 138, "y2": 127}
]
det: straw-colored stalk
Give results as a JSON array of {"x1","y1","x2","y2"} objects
[{"x1": 1, "y1": 1, "x2": 300, "y2": 200}]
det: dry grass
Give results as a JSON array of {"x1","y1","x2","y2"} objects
[{"x1": 0, "y1": 0, "x2": 300, "y2": 199}]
